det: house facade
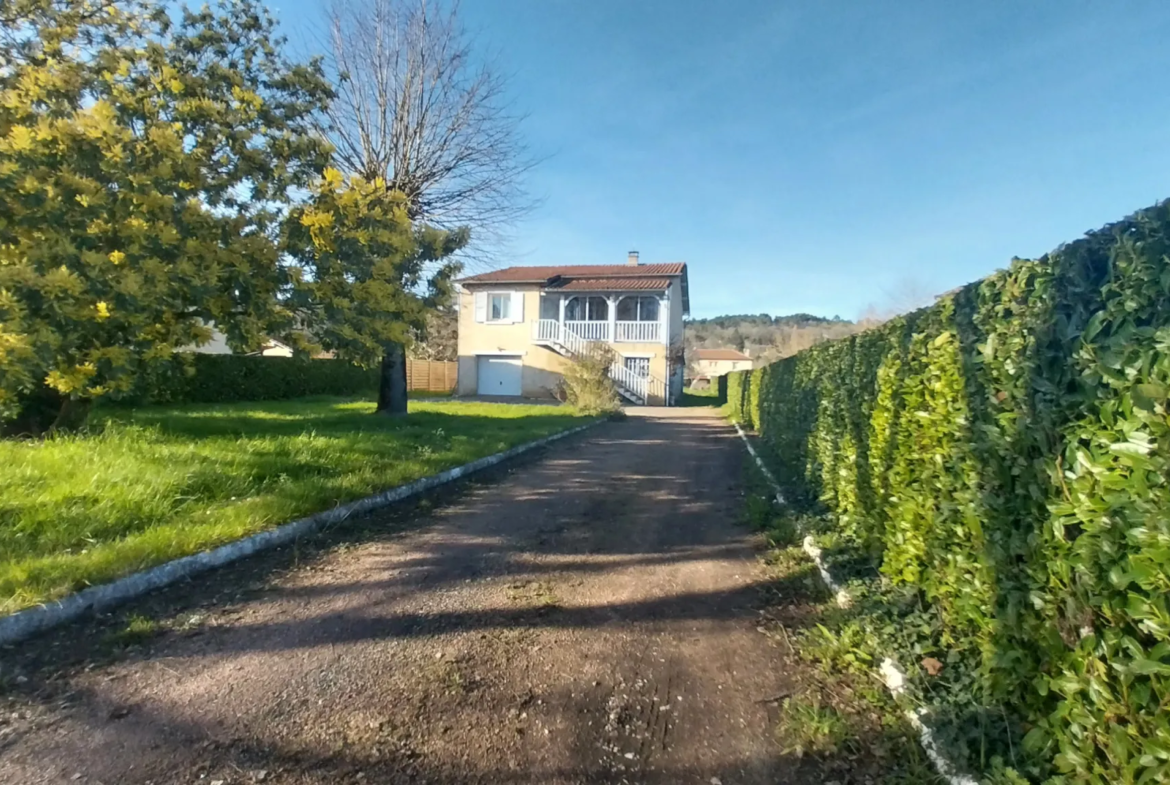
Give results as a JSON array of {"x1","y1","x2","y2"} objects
[
  {"x1": 691, "y1": 348, "x2": 753, "y2": 378},
  {"x1": 456, "y1": 253, "x2": 689, "y2": 405}
]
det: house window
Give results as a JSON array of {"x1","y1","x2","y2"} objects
[
  {"x1": 624, "y1": 357, "x2": 651, "y2": 378},
  {"x1": 616, "y1": 296, "x2": 660, "y2": 322},
  {"x1": 539, "y1": 296, "x2": 559, "y2": 320},
  {"x1": 565, "y1": 296, "x2": 608, "y2": 321},
  {"x1": 489, "y1": 293, "x2": 511, "y2": 322}
]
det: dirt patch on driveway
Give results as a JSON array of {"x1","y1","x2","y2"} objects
[{"x1": 1, "y1": 408, "x2": 815, "y2": 784}]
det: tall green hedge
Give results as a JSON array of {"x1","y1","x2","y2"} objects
[
  {"x1": 137, "y1": 354, "x2": 379, "y2": 404},
  {"x1": 753, "y1": 200, "x2": 1170, "y2": 783},
  {"x1": 715, "y1": 373, "x2": 729, "y2": 405},
  {"x1": 726, "y1": 369, "x2": 751, "y2": 425},
  {"x1": 747, "y1": 366, "x2": 765, "y2": 429}
]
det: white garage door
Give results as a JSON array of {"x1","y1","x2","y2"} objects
[{"x1": 476, "y1": 355, "x2": 522, "y2": 396}]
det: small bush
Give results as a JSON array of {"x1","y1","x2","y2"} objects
[{"x1": 561, "y1": 347, "x2": 621, "y2": 416}]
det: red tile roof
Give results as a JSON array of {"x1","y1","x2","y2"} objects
[
  {"x1": 458, "y1": 263, "x2": 690, "y2": 314},
  {"x1": 549, "y1": 277, "x2": 672, "y2": 292},
  {"x1": 694, "y1": 349, "x2": 752, "y2": 361},
  {"x1": 458, "y1": 263, "x2": 685, "y2": 283}
]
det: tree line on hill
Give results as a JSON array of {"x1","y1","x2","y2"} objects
[
  {"x1": 684, "y1": 313, "x2": 864, "y2": 367},
  {"x1": 410, "y1": 311, "x2": 868, "y2": 368}
]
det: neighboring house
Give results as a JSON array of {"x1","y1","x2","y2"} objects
[
  {"x1": 691, "y1": 348, "x2": 753, "y2": 379},
  {"x1": 456, "y1": 252, "x2": 689, "y2": 405},
  {"x1": 184, "y1": 326, "x2": 294, "y2": 357}
]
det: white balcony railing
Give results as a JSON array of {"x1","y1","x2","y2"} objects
[
  {"x1": 564, "y1": 320, "x2": 609, "y2": 342},
  {"x1": 534, "y1": 319, "x2": 661, "y2": 344},
  {"x1": 615, "y1": 321, "x2": 660, "y2": 343}
]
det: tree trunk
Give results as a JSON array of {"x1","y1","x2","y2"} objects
[
  {"x1": 376, "y1": 342, "x2": 409, "y2": 415},
  {"x1": 2, "y1": 385, "x2": 91, "y2": 438},
  {"x1": 52, "y1": 396, "x2": 93, "y2": 432}
]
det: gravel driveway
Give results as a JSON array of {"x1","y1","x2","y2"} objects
[{"x1": 0, "y1": 407, "x2": 800, "y2": 784}]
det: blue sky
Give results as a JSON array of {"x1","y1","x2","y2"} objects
[{"x1": 280, "y1": 0, "x2": 1170, "y2": 320}]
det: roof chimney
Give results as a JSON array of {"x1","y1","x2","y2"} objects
[{"x1": 627, "y1": 250, "x2": 640, "y2": 266}]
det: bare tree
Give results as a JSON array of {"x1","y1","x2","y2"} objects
[
  {"x1": 321, "y1": 0, "x2": 533, "y2": 248},
  {"x1": 857, "y1": 276, "x2": 939, "y2": 326},
  {"x1": 319, "y1": 0, "x2": 535, "y2": 413}
]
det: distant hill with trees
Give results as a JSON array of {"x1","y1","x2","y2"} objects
[{"x1": 684, "y1": 313, "x2": 862, "y2": 367}]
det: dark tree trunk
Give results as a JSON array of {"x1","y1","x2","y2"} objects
[
  {"x1": 2, "y1": 385, "x2": 92, "y2": 438},
  {"x1": 52, "y1": 397, "x2": 93, "y2": 432},
  {"x1": 376, "y1": 342, "x2": 409, "y2": 415}
]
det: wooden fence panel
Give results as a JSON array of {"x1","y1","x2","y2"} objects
[{"x1": 406, "y1": 359, "x2": 457, "y2": 393}]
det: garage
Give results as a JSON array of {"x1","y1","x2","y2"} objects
[{"x1": 476, "y1": 355, "x2": 522, "y2": 396}]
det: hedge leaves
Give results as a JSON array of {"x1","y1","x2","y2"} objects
[{"x1": 728, "y1": 201, "x2": 1170, "y2": 783}]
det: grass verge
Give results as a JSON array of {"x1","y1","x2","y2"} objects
[
  {"x1": 741, "y1": 455, "x2": 945, "y2": 784},
  {"x1": 741, "y1": 444, "x2": 1033, "y2": 783},
  {"x1": 0, "y1": 397, "x2": 586, "y2": 613}
]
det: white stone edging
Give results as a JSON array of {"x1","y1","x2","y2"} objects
[
  {"x1": 732, "y1": 422, "x2": 975, "y2": 785},
  {"x1": 801, "y1": 534, "x2": 851, "y2": 609},
  {"x1": 0, "y1": 419, "x2": 602, "y2": 646},
  {"x1": 733, "y1": 422, "x2": 786, "y2": 506},
  {"x1": 880, "y1": 659, "x2": 980, "y2": 785},
  {"x1": 733, "y1": 423, "x2": 850, "y2": 608}
]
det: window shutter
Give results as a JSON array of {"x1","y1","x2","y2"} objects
[
  {"x1": 511, "y1": 291, "x2": 524, "y2": 323},
  {"x1": 474, "y1": 291, "x2": 487, "y2": 323}
]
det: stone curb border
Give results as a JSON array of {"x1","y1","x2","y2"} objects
[
  {"x1": 0, "y1": 419, "x2": 603, "y2": 646},
  {"x1": 732, "y1": 422, "x2": 977, "y2": 785},
  {"x1": 733, "y1": 424, "x2": 850, "y2": 607}
]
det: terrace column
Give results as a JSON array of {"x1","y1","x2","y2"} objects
[
  {"x1": 608, "y1": 295, "x2": 617, "y2": 343},
  {"x1": 660, "y1": 294, "x2": 669, "y2": 346},
  {"x1": 558, "y1": 296, "x2": 566, "y2": 325}
]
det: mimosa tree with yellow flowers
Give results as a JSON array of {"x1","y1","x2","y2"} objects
[{"x1": 0, "y1": 0, "x2": 332, "y2": 432}]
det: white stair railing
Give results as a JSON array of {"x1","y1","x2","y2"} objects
[
  {"x1": 533, "y1": 319, "x2": 666, "y2": 403},
  {"x1": 609, "y1": 361, "x2": 648, "y2": 401},
  {"x1": 533, "y1": 318, "x2": 560, "y2": 343}
]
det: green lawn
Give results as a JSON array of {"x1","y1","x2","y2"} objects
[{"x1": 0, "y1": 397, "x2": 586, "y2": 613}]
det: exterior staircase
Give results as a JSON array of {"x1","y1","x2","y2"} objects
[{"x1": 533, "y1": 319, "x2": 666, "y2": 405}]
